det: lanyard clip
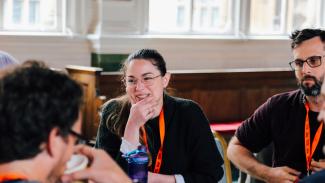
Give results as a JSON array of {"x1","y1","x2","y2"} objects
[{"x1": 307, "y1": 170, "x2": 311, "y2": 176}]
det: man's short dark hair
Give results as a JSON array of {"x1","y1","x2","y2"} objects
[
  {"x1": 0, "y1": 63, "x2": 83, "y2": 163},
  {"x1": 290, "y1": 28, "x2": 325, "y2": 49}
]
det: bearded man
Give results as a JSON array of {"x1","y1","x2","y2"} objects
[{"x1": 227, "y1": 28, "x2": 325, "y2": 183}]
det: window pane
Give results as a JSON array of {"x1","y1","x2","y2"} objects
[
  {"x1": 29, "y1": 0, "x2": 40, "y2": 24},
  {"x1": 13, "y1": 0, "x2": 23, "y2": 24},
  {"x1": 249, "y1": 0, "x2": 283, "y2": 35},
  {"x1": 199, "y1": 7, "x2": 207, "y2": 26},
  {"x1": 211, "y1": 7, "x2": 219, "y2": 27},
  {"x1": 177, "y1": 6, "x2": 185, "y2": 26},
  {"x1": 2, "y1": 0, "x2": 62, "y2": 32},
  {"x1": 149, "y1": 0, "x2": 234, "y2": 34},
  {"x1": 323, "y1": 0, "x2": 325, "y2": 26},
  {"x1": 286, "y1": 0, "x2": 319, "y2": 33},
  {"x1": 149, "y1": 0, "x2": 191, "y2": 32},
  {"x1": 41, "y1": 0, "x2": 57, "y2": 28},
  {"x1": 192, "y1": 0, "x2": 233, "y2": 33}
]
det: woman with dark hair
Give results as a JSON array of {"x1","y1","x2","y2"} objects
[{"x1": 95, "y1": 49, "x2": 223, "y2": 183}]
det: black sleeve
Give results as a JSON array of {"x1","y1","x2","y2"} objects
[
  {"x1": 182, "y1": 101, "x2": 224, "y2": 183},
  {"x1": 94, "y1": 101, "x2": 128, "y2": 171},
  {"x1": 235, "y1": 97, "x2": 273, "y2": 153}
]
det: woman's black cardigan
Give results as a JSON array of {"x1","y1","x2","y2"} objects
[{"x1": 95, "y1": 94, "x2": 224, "y2": 183}]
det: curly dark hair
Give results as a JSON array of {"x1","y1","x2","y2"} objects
[
  {"x1": 290, "y1": 28, "x2": 325, "y2": 49},
  {"x1": 0, "y1": 63, "x2": 83, "y2": 163}
]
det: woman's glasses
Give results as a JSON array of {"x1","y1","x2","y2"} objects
[{"x1": 125, "y1": 75, "x2": 161, "y2": 87}]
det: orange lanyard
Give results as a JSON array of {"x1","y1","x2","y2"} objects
[
  {"x1": 0, "y1": 173, "x2": 27, "y2": 182},
  {"x1": 304, "y1": 102, "x2": 324, "y2": 172},
  {"x1": 140, "y1": 109, "x2": 165, "y2": 173}
]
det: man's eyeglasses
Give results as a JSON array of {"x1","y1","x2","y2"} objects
[
  {"x1": 289, "y1": 55, "x2": 324, "y2": 71},
  {"x1": 125, "y1": 75, "x2": 161, "y2": 87},
  {"x1": 69, "y1": 129, "x2": 91, "y2": 146}
]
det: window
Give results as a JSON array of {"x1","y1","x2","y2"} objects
[
  {"x1": 149, "y1": 0, "x2": 190, "y2": 32},
  {"x1": 249, "y1": 0, "x2": 323, "y2": 35},
  {"x1": 29, "y1": 0, "x2": 40, "y2": 24},
  {"x1": 249, "y1": 0, "x2": 284, "y2": 34},
  {"x1": 286, "y1": 0, "x2": 320, "y2": 32},
  {"x1": 149, "y1": 0, "x2": 325, "y2": 36},
  {"x1": 192, "y1": 0, "x2": 232, "y2": 33},
  {"x1": 1, "y1": 0, "x2": 65, "y2": 32},
  {"x1": 149, "y1": 0, "x2": 234, "y2": 34}
]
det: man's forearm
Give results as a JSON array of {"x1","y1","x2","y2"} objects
[{"x1": 227, "y1": 137, "x2": 271, "y2": 182}]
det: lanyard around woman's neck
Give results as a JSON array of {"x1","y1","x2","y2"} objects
[
  {"x1": 140, "y1": 108, "x2": 165, "y2": 173},
  {"x1": 304, "y1": 102, "x2": 324, "y2": 174}
]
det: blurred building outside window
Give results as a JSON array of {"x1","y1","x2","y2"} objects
[
  {"x1": 149, "y1": 0, "x2": 325, "y2": 36},
  {"x1": 0, "y1": 0, "x2": 324, "y2": 37},
  {"x1": 149, "y1": 0, "x2": 234, "y2": 34}
]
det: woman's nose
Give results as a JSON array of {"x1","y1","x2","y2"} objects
[{"x1": 135, "y1": 80, "x2": 145, "y2": 90}]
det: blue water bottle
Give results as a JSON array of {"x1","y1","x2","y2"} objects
[{"x1": 124, "y1": 145, "x2": 149, "y2": 183}]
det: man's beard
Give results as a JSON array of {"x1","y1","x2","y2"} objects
[{"x1": 299, "y1": 75, "x2": 323, "y2": 96}]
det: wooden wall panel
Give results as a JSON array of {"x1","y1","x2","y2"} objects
[
  {"x1": 196, "y1": 90, "x2": 241, "y2": 122},
  {"x1": 99, "y1": 74, "x2": 124, "y2": 99},
  {"x1": 240, "y1": 88, "x2": 265, "y2": 119}
]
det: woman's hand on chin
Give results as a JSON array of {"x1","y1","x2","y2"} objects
[{"x1": 128, "y1": 96, "x2": 159, "y2": 128}]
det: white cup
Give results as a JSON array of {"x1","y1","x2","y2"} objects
[{"x1": 65, "y1": 154, "x2": 89, "y2": 174}]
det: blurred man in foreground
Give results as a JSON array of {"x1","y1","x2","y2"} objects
[{"x1": 0, "y1": 63, "x2": 130, "y2": 183}]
